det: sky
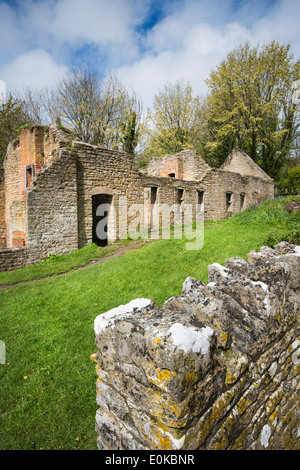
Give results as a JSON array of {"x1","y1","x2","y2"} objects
[{"x1": 0, "y1": 0, "x2": 299, "y2": 110}]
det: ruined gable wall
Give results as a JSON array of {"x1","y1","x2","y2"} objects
[
  {"x1": 93, "y1": 243, "x2": 300, "y2": 450},
  {"x1": 26, "y1": 150, "x2": 78, "y2": 265},
  {"x1": 220, "y1": 148, "x2": 272, "y2": 182},
  {"x1": 0, "y1": 165, "x2": 6, "y2": 248}
]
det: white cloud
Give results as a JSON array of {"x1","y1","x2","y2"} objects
[
  {"x1": 116, "y1": 20, "x2": 253, "y2": 109},
  {"x1": 115, "y1": 0, "x2": 300, "y2": 109},
  {"x1": 252, "y1": 0, "x2": 300, "y2": 51},
  {"x1": 0, "y1": 49, "x2": 68, "y2": 90},
  {"x1": 0, "y1": 0, "x2": 299, "y2": 111},
  {"x1": 0, "y1": 0, "x2": 148, "y2": 64}
]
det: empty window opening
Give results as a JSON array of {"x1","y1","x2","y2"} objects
[
  {"x1": 25, "y1": 165, "x2": 35, "y2": 189},
  {"x1": 197, "y1": 190, "x2": 204, "y2": 213},
  {"x1": 177, "y1": 188, "x2": 184, "y2": 212},
  {"x1": 240, "y1": 193, "x2": 246, "y2": 210},
  {"x1": 168, "y1": 173, "x2": 175, "y2": 178},
  {"x1": 226, "y1": 192, "x2": 233, "y2": 212},
  {"x1": 151, "y1": 186, "x2": 157, "y2": 205},
  {"x1": 92, "y1": 194, "x2": 113, "y2": 246}
]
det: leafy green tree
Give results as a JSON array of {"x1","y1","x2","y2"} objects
[
  {"x1": 141, "y1": 80, "x2": 204, "y2": 158},
  {"x1": 0, "y1": 95, "x2": 29, "y2": 163},
  {"x1": 277, "y1": 166, "x2": 300, "y2": 193},
  {"x1": 204, "y1": 41, "x2": 300, "y2": 178},
  {"x1": 121, "y1": 111, "x2": 139, "y2": 155}
]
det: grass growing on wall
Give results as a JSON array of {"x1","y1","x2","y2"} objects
[{"x1": 0, "y1": 196, "x2": 299, "y2": 450}]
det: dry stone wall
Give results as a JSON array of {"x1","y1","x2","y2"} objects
[
  {"x1": 93, "y1": 242, "x2": 300, "y2": 450},
  {"x1": 0, "y1": 247, "x2": 27, "y2": 271}
]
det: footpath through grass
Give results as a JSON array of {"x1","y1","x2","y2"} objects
[{"x1": 0, "y1": 196, "x2": 299, "y2": 450}]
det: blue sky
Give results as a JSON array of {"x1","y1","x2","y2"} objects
[{"x1": 0, "y1": 0, "x2": 299, "y2": 109}]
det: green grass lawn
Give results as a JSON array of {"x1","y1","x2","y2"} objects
[{"x1": 0, "y1": 196, "x2": 299, "y2": 450}]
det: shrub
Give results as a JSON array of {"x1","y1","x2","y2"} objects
[
  {"x1": 262, "y1": 229, "x2": 300, "y2": 248},
  {"x1": 276, "y1": 166, "x2": 300, "y2": 194}
]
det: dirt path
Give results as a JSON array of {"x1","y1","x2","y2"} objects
[{"x1": 0, "y1": 239, "x2": 152, "y2": 291}]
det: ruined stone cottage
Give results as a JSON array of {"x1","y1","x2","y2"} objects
[{"x1": 0, "y1": 124, "x2": 274, "y2": 271}]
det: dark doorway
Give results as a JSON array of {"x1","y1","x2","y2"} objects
[{"x1": 92, "y1": 194, "x2": 113, "y2": 246}]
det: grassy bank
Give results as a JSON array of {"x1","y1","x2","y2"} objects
[{"x1": 0, "y1": 196, "x2": 299, "y2": 450}]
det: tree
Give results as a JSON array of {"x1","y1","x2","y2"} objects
[
  {"x1": 121, "y1": 111, "x2": 139, "y2": 155},
  {"x1": 0, "y1": 95, "x2": 29, "y2": 163},
  {"x1": 277, "y1": 166, "x2": 300, "y2": 194},
  {"x1": 141, "y1": 80, "x2": 205, "y2": 158},
  {"x1": 50, "y1": 67, "x2": 142, "y2": 150},
  {"x1": 204, "y1": 41, "x2": 300, "y2": 179},
  {"x1": 14, "y1": 86, "x2": 53, "y2": 125}
]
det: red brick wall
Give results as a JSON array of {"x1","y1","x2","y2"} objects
[
  {"x1": 159, "y1": 156, "x2": 184, "y2": 179},
  {"x1": 20, "y1": 126, "x2": 44, "y2": 198}
]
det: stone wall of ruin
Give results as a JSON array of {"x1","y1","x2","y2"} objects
[
  {"x1": 74, "y1": 141, "x2": 145, "y2": 246},
  {"x1": 0, "y1": 247, "x2": 28, "y2": 271},
  {"x1": 147, "y1": 150, "x2": 210, "y2": 181},
  {"x1": 43, "y1": 124, "x2": 75, "y2": 167},
  {"x1": 199, "y1": 169, "x2": 275, "y2": 220},
  {"x1": 0, "y1": 127, "x2": 275, "y2": 271},
  {"x1": 26, "y1": 150, "x2": 79, "y2": 265},
  {"x1": 0, "y1": 166, "x2": 6, "y2": 248},
  {"x1": 220, "y1": 148, "x2": 272, "y2": 181},
  {"x1": 93, "y1": 242, "x2": 300, "y2": 450},
  {"x1": 3, "y1": 139, "x2": 26, "y2": 248}
]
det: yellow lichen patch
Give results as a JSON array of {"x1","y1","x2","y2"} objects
[
  {"x1": 185, "y1": 370, "x2": 195, "y2": 390},
  {"x1": 270, "y1": 411, "x2": 277, "y2": 425},
  {"x1": 266, "y1": 398, "x2": 274, "y2": 414},
  {"x1": 90, "y1": 353, "x2": 97, "y2": 362},
  {"x1": 233, "y1": 428, "x2": 248, "y2": 449},
  {"x1": 212, "y1": 436, "x2": 230, "y2": 450},
  {"x1": 150, "y1": 422, "x2": 173, "y2": 450},
  {"x1": 221, "y1": 332, "x2": 228, "y2": 341},
  {"x1": 238, "y1": 398, "x2": 247, "y2": 415},
  {"x1": 147, "y1": 368, "x2": 173, "y2": 391},
  {"x1": 153, "y1": 338, "x2": 162, "y2": 344},
  {"x1": 158, "y1": 369, "x2": 171, "y2": 382},
  {"x1": 225, "y1": 372, "x2": 237, "y2": 385}
]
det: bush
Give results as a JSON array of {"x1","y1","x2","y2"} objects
[
  {"x1": 276, "y1": 166, "x2": 300, "y2": 194},
  {"x1": 262, "y1": 229, "x2": 300, "y2": 248}
]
